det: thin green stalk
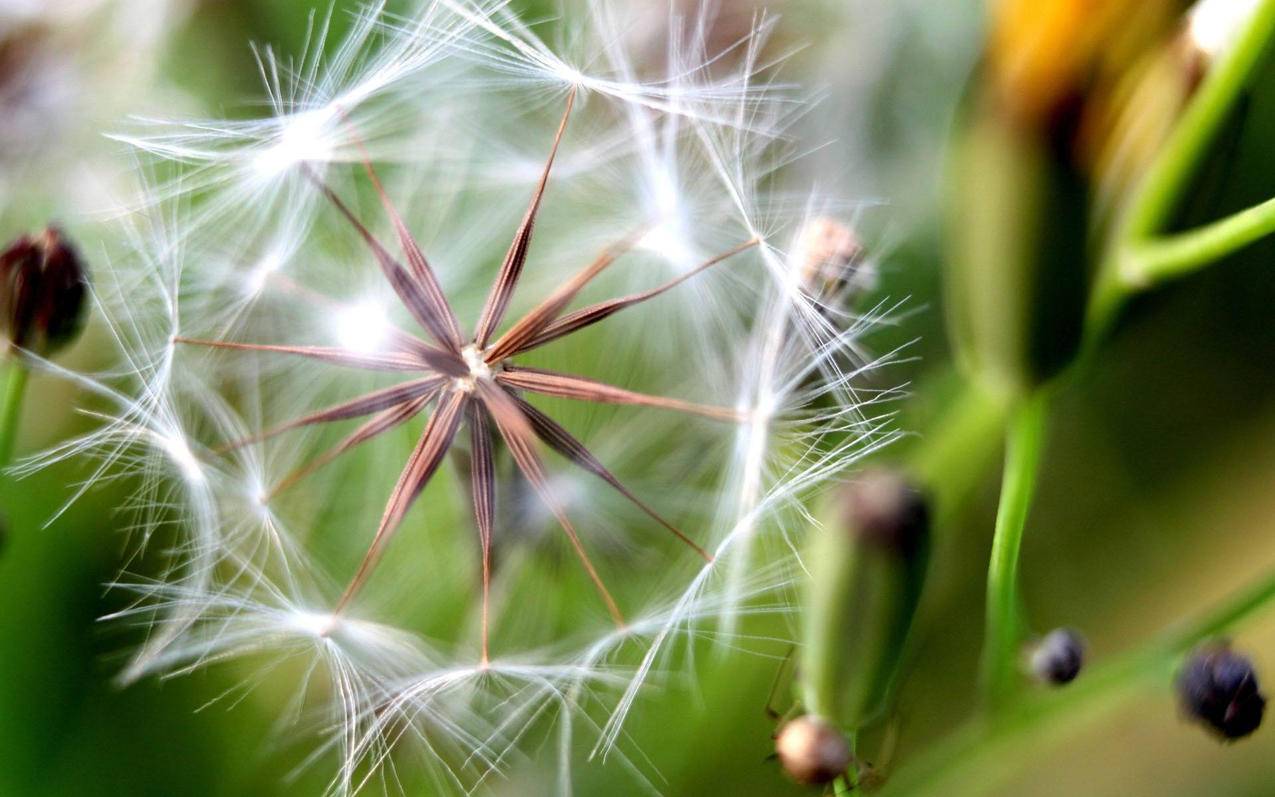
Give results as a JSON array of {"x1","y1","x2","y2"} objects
[
  {"x1": 980, "y1": 391, "x2": 1049, "y2": 709},
  {"x1": 0, "y1": 356, "x2": 30, "y2": 467},
  {"x1": 1122, "y1": 195, "x2": 1275, "y2": 287},
  {"x1": 882, "y1": 563, "x2": 1275, "y2": 796},
  {"x1": 1088, "y1": 0, "x2": 1275, "y2": 337}
]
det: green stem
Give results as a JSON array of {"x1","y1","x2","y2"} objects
[
  {"x1": 0, "y1": 356, "x2": 30, "y2": 467},
  {"x1": 980, "y1": 391, "x2": 1049, "y2": 709},
  {"x1": 908, "y1": 381, "x2": 1007, "y2": 511},
  {"x1": 883, "y1": 564, "x2": 1275, "y2": 796},
  {"x1": 1122, "y1": 195, "x2": 1275, "y2": 287},
  {"x1": 1088, "y1": 0, "x2": 1275, "y2": 337}
]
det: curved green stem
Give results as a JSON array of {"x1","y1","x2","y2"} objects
[
  {"x1": 980, "y1": 391, "x2": 1049, "y2": 710},
  {"x1": 883, "y1": 563, "x2": 1275, "y2": 796},
  {"x1": 0, "y1": 356, "x2": 30, "y2": 467}
]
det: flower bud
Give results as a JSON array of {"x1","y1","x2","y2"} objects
[
  {"x1": 1028, "y1": 627, "x2": 1085, "y2": 685},
  {"x1": 945, "y1": 97, "x2": 1089, "y2": 396},
  {"x1": 0, "y1": 227, "x2": 88, "y2": 355},
  {"x1": 1178, "y1": 644, "x2": 1266, "y2": 740},
  {"x1": 775, "y1": 716, "x2": 851, "y2": 786},
  {"x1": 840, "y1": 468, "x2": 930, "y2": 557},
  {"x1": 801, "y1": 469, "x2": 931, "y2": 731}
]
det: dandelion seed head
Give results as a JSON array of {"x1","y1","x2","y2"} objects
[{"x1": 30, "y1": 1, "x2": 913, "y2": 792}]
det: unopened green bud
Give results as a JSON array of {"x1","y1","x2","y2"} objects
[
  {"x1": 0, "y1": 227, "x2": 88, "y2": 355},
  {"x1": 945, "y1": 97, "x2": 1089, "y2": 396},
  {"x1": 801, "y1": 469, "x2": 930, "y2": 731}
]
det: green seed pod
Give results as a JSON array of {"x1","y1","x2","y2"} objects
[
  {"x1": 944, "y1": 92, "x2": 1090, "y2": 397},
  {"x1": 800, "y1": 469, "x2": 930, "y2": 731},
  {"x1": 0, "y1": 227, "x2": 89, "y2": 356}
]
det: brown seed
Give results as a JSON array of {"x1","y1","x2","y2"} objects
[{"x1": 775, "y1": 715, "x2": 851, "y2": 786}]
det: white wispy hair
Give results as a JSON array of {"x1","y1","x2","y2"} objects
[{"x1": 29, "y1": 1, "x2": 905, "y2": 793}]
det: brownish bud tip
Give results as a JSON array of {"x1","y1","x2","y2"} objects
[
  {"x1": 795, "y1": 217, "x2": 867, "y2": 300},
  {"x1": 0, "y1": 226, "x2": 88, "y2": 355},
  {"x1": 840, "y1": 468, "x2": 929, "y2": 556},
  {"x1": 1029, "y1": 627, "x2": 1085, "y2": 685},
  {"x1": 1178, "y1": 644, "x2": 1266, "y2": 741},
  {"x1": 775, "y1": 716, "x2": 851, "y2": 786}
]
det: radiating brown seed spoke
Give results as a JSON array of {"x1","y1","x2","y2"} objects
[
  {"x1": 265, "y1": 394, "x2": 434, "y2": 501},
  {"x1": 497, "y1": 365, "x2": 742, "y2": 422},
  {"x1": 334, "y1": 390, "x2": 468, "y2": 615},
  {"x1": 475, "y1": 379, "x2": 625, "y2": 628},
  {"x1": 217, "y1": 376, "x2": 446, "y2": 453},
  {"x1": 302, "y1": 164, "x2": 465, "y2": 347},
  {"x1": 483, "y1": 232, "x2": 640, "y2": 363},
  {"x1": 473, "y1": 87, "x2": 577, "y2": 348},
  {"x1": 515, "y1": 238, "x2": 760, "y2": 354},
  {"x1": 510, "y1": 392, "x2": 712, "y2": 562},
  {"x1": 173, "y1": 336, "x2": 423, "y2": 372},
  {"x1": 468, "y1": 406, "x2": 496, "y2": 665},
  {"x1": 355, "y1": 150, "x2": 464, "y2": 352}
]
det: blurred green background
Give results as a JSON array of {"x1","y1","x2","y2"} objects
[{"x1": 2, "y1": 1, "x2": 1274, "y2": 795}]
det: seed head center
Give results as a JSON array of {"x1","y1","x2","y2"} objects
[{"x1": 455, "y1": 344, "x2": 495, "y2": 393}]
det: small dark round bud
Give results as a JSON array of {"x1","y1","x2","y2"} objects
[
  {"x1": 775, "y1": 716, "x2": 851, "y2": 786},
  {"x1": 1029, "y1": 627, "x2": 1085, "y2": 685},
  {"x1": 1178, "y1": 645, "x2": 1266, "y2": 741},
  {"x1": 0, "y1": 227, "x2": 88, "y2": 355},
  {"x1": 840, "y1": 469, "x2": 929, "y2": 555}
]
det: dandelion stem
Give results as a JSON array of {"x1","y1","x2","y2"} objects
[
  {"x1": 883, "y1": 562, "x2": 1275, "y2": 796},
  {"x1": 0, "y1": 355, "x2": 30, "y2": 467},
  {"x1": 980, "y1": 390, "x2": 1050, "y2": 710}
]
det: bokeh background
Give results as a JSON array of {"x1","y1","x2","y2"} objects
[{"x1": 2, "y1": 1, "x2": 1274, "y2": 795}]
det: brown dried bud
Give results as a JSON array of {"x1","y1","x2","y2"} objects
[
  {"x1": 1178, "y1": 644, "x2": 1266, "y2": 741},
  {"x1": 0, "y1": 227, "x2": 88, "y2": 355},
  {"x1": 1029, "y1": 627, "x2": 1085, "y2": 685},
  {"x1": 794, "y1": 217, "x2": 866, "y2": 301},
  {"x1": 840, "y1": 468, "x2": 930, "y2": 556},
  {"x1": 775, "y1": 716, "x2": 851, "y2": 786}
]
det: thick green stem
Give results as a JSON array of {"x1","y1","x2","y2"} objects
[
  {"x1": 980, "y1": 391, "x2": 1049, "y2": 709},
  {"x1": 0, "y1": 357, "x2": 30, "y2": 467}
]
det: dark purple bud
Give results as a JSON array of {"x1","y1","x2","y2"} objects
[
  {"x1": 775, "y1": 716, "x2": 851, "y2": 786},
  {"x1": 1029, "y1": 627, "x2": 1085, "y2": 685},
  {"x1": 840, "y1": 469, "x2": 930, "y2": 556},
  {"x1": 1178, "y1": 644, "x2": 1265, "y2": 741},
  {"x1": 1, "y1": 227, "x2": 88, "y2": 355}
]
